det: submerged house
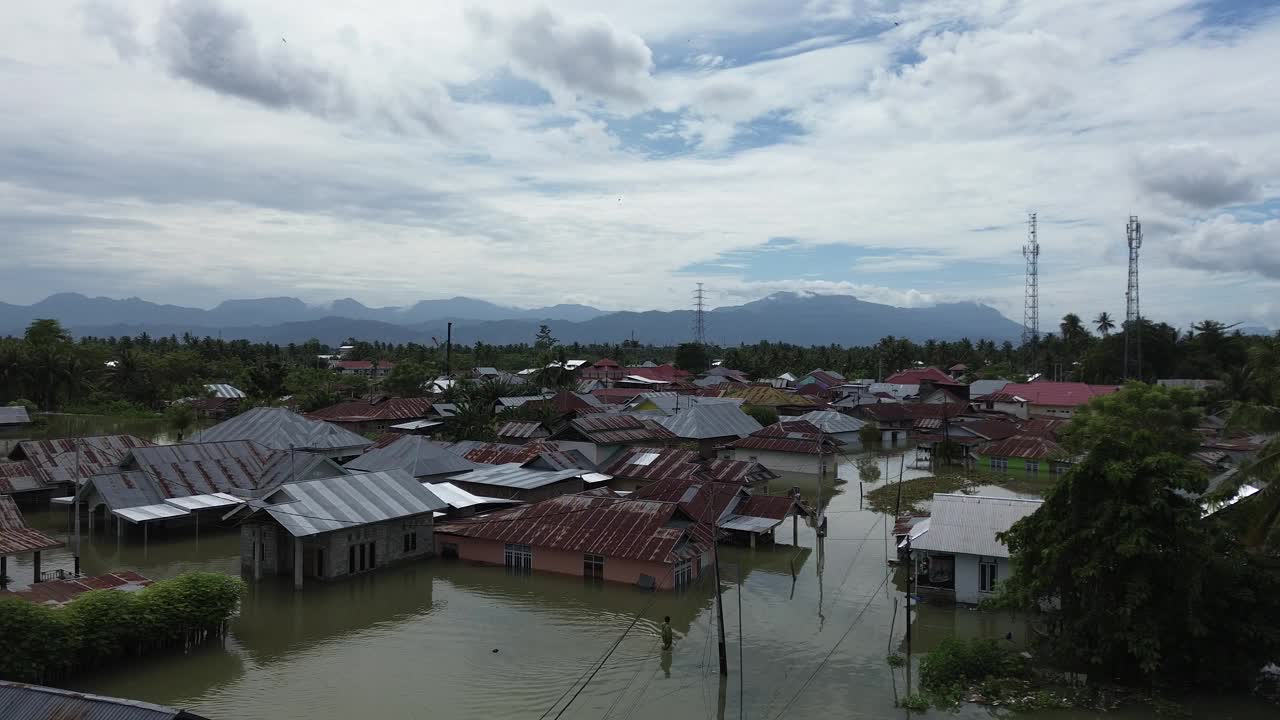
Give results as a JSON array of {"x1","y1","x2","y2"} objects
[
  {"x1": 227, "y1": 469, "x2": 447, "y2": 588},
  {"x1": 654, "y1": 402, "x2": 763, "y2": 458},
  {"x1": 554, "y1": 414, "x2": 678, "y2": 463},
  {"x1": 344, "y1": 435, "x2": 480, "y2": 482},
  {"x1": 438, "y1": 463, "x2": 599, "y2": 502},
  {"x1": 973, "y1": 435, "x2": 1072, "y2": 476},
  {"x1": 435, "y1": 491, "x2": 712, "y2": 590},
  {"x1": 719, "y1": 421, "x2": 843, "y2": 475},
  {"x1": 1, "y1": 435, "x2": 153, "y2": 502},
  {"x1": 308, "y1": 397, "x2": 434, "y2": 435},
  {"x1": 909, "y1": 493, "x2": 1043, "y2": 604},
  {"x1": 0, "y1": 495, "x2": 63, "y2": 586},
  {"x1": 0, "y1": 406, "x2": 31, "y2": 427},
  {"x1": 191, "y1": 406, "x2": 372, "y2": 460},
  {"x1": 790, "y1": 410, "x2": 866, "y2": 446}
]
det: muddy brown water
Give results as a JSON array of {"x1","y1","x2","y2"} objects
[{"x1": 6, "y1": 440, "x2": 1274, "y2": 719}]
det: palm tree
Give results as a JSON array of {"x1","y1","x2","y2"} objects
[
  {"x1": 1059, "y1": 314, "x2": 1087, "y2": 344},
  {"x1": 1094, "y1": 312, "x2": 1116, "y2": 336}
]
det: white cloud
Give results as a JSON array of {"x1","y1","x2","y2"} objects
[
  {"x1": 1134, "y1": 144, "x2": 1263, "y2": 209},
  {"x1": 1167, "y1": 214, "x2": 1280, "y2": 278}
]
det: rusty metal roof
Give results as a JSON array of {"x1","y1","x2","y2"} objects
[
  {"x1": 463, "y1": 441, "x2": 546, "y2": 465},
  {"x1": 734, "y1": 494, "x2": 798, "y2": 522},
  {"x1": 10, "y1": 435, "x2": 155, "y2": 489},
  {"x1": 700, "y1": 458, "x2": 779, "y2": 485},
  {"x1": 436, "y1": 492, "x2": 702, "y2": 564},
  {"x1": 998, "y1": 382, "x2": 1120, "y2": 407},
  {"x1": 497, "y1": 421, "x2": 550, "y2": 440},
  {"x1": 884, "y1": 367, "x2": 953, "y2": 385},
  {"x1": 0, "y1": 495, "x2": 63, "y2": 557},
  {"x1": 0, "y1": 461, "x2": 41, "y2": 494},
  {"x1": 307, "y1": 397, "x2": 433, "y2": 423},
  {"x1": 722, "y1": 385, "x2": 821, "y2": 408},
  {"x1": 0, "y1": 680, "x2": 201, "y2": 720},
  {"x1": 601, "y1": 447, "x2": 703, "y2": 483},
  {"x1": 567, "y1": 415, "x2": 677, "y2": 444},
  {"x1": 976, "y1": 434, "x2": 1065, "y2": 460}
]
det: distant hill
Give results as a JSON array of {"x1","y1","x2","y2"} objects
[
  {"x1": 0, "y1": 293, "x2": 610, "y2": 331},
  {"x1": 9, "y1": 291, "x2": 1025, "y2": 346}
]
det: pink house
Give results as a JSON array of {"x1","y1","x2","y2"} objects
[{"x1": 435, "y1": 491, "x2": 710, "y2": 590}]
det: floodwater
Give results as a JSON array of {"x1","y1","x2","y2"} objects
[
  {"x1": 0, "y1": 413, "x2": 211, "y2": 455},
  {"x1": 8, "y1": 451, "x2": 1275, "y2": 720}
]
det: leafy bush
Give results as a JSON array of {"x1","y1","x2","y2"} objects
[
  {"x1": 745, "y1": 405, "x2": 779, "y2": 427},
  {"x1": 858, "y1": 422, "x2": 880, "y2": 445},
  {"x1": 886, "y1": 653, "x2": 906, "y2": 667},
  {"x1": 920, "y1": 638, "x2": 1025, "y2": 695},
  {"x1": 0, "y1": 572, "x2": 244, "y2": 683}
]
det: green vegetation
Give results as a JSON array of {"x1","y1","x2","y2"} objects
[
  {"x1": 857, "y1": 422, "x2": 880, "y2": 445},
  {"x1": 744, "y1": 405, "x2": 779, "y2": 427},
  {"x1": 999, "y1": 384, "x2": 1280, "y2": 690},
  {"x1": 855, "y1": 456, "x2": 882, "y2": 484},
  {"x1": 866, "y1": 475, "x2": 989, "y2": 514},
  {"x1": 0, "y1": 572, "x2": 244, "y2": 684},
  {"x1": 885, "y1": 653, "x2": 906, "y2": 668},
  {"x1": 910, "y1": 638, "x2": 1078, "y2": 711},
  {"x1": 674, "y1": 342, "x2": 710, "y2": 373}
]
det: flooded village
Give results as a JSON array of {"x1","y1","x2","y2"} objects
[{"x1": 3, "y1": 359, "x2": 1276, "y2": 719}]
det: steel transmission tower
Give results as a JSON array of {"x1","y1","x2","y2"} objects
[
  {"x1": 693, "y1": 283, "x2": 707, "y2": 345},
  {"x1": 1021, "y1": 213, "x2": 1040, "y2": 346},
  {"x1": 1124, "y1": 216, "x2": 1143, "y2": 380}
]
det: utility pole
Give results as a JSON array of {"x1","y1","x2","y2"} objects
[
  {"x1": 444, "y1": 322, "x2": 452, "y2": 378},
  {"x1": 1124, "y1": 216, "x2": 1143, "y2": 380},
  {"x1": 713, "y1": 507, "x2": 729, "y2": 676},
  {"x1": 73, "y1": 438, "x2": 81, "y2": 577},
  {"x1": 815, "y1": 427, "x2": 826, "y2": 537},
  {"x1": 905, "y1": 533, "x2": 914, "y2": 696}
]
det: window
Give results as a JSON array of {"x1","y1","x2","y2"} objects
[
  {"x1": 990, "y1": 457, "x2": 1008, "y2": 471},
  {"x1": 1025, "y1": 460, "x2": 1040, "y2": 475},
  {"x1": 980, "y1": 558, "x2": 998, "y2": 593},
  {"x1": 404, "y1": 532, "x2": 418, "y2": 553},
  {"x1": 349, "y1": 545, "x2": 356, "y2": 574},
  {"x1": 584, "y1": 554, "x2": 604, "y2": 581},
  {"x1": 1051, "y1": 462, "x2": 1070, "y2": 475},
  {"x1": 674, "y1": 558, "x2": 694, "y2": 589},
  {"x1": 368, "y1": 541, "x2": 376, "y2": 569},
  {"x1": 505, "y1": 544, "x2": 532, "y2": 573},
  {"x1": 316, "y1": 548, "x2": 325, "y2": 578}
]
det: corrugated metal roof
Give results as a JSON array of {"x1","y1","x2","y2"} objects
[
  {"x1": 734, "y1": 494, "x2": 797, "y2": 522},
  {"x1": 700, "y1": 458, "x2": 779, "y2": 485},
  {"x1": 792, "y1": 411, "x2": 866, "y2": 434},
  {"x1": 497, "y1": 421, "x2": 550, "y2": 440},
  {"x1": 11, "y1": 435, "x2": 155, "y2": 489},
  {"x1": 114, "y1": 503, "x2": 189, "y2": 524},
  {"x1": 0, "y1": 495, "x2": 63, "y2": 556},
  {"x1": 997, "y1": 382, "x2": 1120, "y2": 407},
  {"x1": 204, "y1": 383, "x2": 246, "y2": 399},
  {"x1": 389, "y1": 419, "x2": 443, "y2": 431},
  {"x1": 0, "y1": 406, "x2": 31, "y2": 425},
  {"x1": 190, "y1": 407, "x2": 372, "y2": 452},
  {"x1": 884, "y1": 367, "x2": 953, "y2": 385},
  {"x1": 308, "y1": 397, "x2": 432, "y2": 423},
  {"x1": 163, "y1": 492, "x2": 243, "y2": 511},
  {"x1": 248, "y1": 469, "x2": 446, "y2": 537},
  {"x1": 656, "y1": 403, "x2": 762, "y2": 440},
  {"x1": 436, "y1": 492, "x2": 702, "y2": 563},
  {"x1": 729, "y1": 435, "x2": 835, "y2": 455},
  {"x1": 602, "y1": 447, "x2": 703, "y2": 483},
  {"x1": 425, "y1": 481, "x2": 522, "y2": 510},
  {"x1": 0, "y1": 461, "x2": 41, "y2": 494},
  {"x1": 719, "y1": 515, "x2": 784, "y2": 533},
  {"x1": 567, "y1": 415, "x2": 677, "y2": 444},
  {"x1": 444, "y1": 464, "x2": 585, "y2": 490},
  {"x1": 345, "y1": 435, "x2": 480, "y2": 478},
  {"x1": 976, "y1": 434, "x2": 1065, "y2": 460},
  {"x1": 911, "y1": 494, "x2": 1043, "y2": 558},
  {"x1": 0, "y1": 680, "x2": 196, "y2": 720},
  {"x1": 723, "y1": 386, "x2": 821, "y2": 408},
  {"x1": 967, "y1": 379, "x2": 1011, "y2": 398}
]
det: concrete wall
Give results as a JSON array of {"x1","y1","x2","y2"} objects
[
  {"x1": 953, "y1": 554, "x2": 1010, "y2": 605},
  {"x1": 1030, "y1": 404, "x2": 1077, "y2": 419},
  {"x1": 722, "y1": 448, "x2": 823, "y2": 476},
  {"x1": 243, "y1": 513, "x2": 435, "y2": 582},
  {"x1": 437, "y1": 535, "x2": 700, "y2": 590}
]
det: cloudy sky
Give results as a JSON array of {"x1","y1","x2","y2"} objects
[{"x1": 2, "y1": 0, "x2": 1278, "y2": 329}]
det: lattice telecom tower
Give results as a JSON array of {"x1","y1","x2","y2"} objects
[
  {"x1": 1124, "y1": 216, "x2": 1143, "y2": 380},
  {"x1": 693, "y1": 283, "x2": 707, "y2": 345},
  {"x1": 1022, "y1": 213, "x2": 1040, "y2": 346}
]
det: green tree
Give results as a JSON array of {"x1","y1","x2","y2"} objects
[
  {"x1": 744, "y1": 405, "x2": 778, "y2": 427},
  {"x1": 164, "y1": 403, "x2": 196, "y2": 442},
  {"x1": 1094, "y1": 311, "x2": 1116, "y2": 336},
  {"x1": 674, "y1": 342, "x2": 710, "y2": 373},
  {"x1": 1000, "y1": 383, "x2": 1280, "y2": 687},
  {"x1": 383, "y1": 361, "x2": 434, "y2": 397}
]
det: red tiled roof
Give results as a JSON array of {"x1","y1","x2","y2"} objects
[
  {"x1": 977, "y1": 434, "x2": 1065, "y2": 460},
  {"x1": 601, "y1": 447, "x2": 702, "y2": 483},
  {"x1": 436, "y1": 493, "x2": 703, "y2": 563},
  {"x1": 885, "y1": 367, "x2": 953, "y2": 384},
  {"x1": 308, "y1": 397, "x2": 432, "y2": 423},
  {"x1": 998, "y1": 382, "x2": 1120, "y2": 407}
]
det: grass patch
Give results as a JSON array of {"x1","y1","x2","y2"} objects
[{"x1": 866, "y1": 472, "x2": 1055, "y2": 514}]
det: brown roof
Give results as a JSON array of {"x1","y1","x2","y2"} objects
[
  {"x1": 0, "y1": 495, "x2": 63, "y2": 556},
  {"x1": 631, "y1": 478, "x2": 743, "y2": 541},
  {"x1": 1013, "y1": 418, "x2": 1067, "y2": 439},
  {"x1": 977, "y1": 434, "x2": 1065, "y2": 460},
  {"x1": 734, "y1": 494, "x2": 796, "y2": 522},
  {"x1": 601, "y1": 447, "x2": 703, "y2": 483},
  {"x1": 885, "y1": 367, "x2": 953, "y2": 384},
  {"x1": 436, "y1": 493, "x2": 703, "y2": 563},
  {"x1": 723, "y1": 386, "x2": 821, "y2": 408},
  {"x1": 567, "y1": 415, "x2": 677, "y2": 444},
  {"x1": 9, "y1": 435, "x2": 154, "y2": 489},
  {"x1": 700, "y1": 458, "x2": 780, "y2": 485},
  {"x1": 463, "y1": 441, "x2": 546, "y2": 465},
  {"x1": 0, "y1": 461, "x2": 41, "y2": 494},
  {"x1": 307, "y1": 397, "x2": 432, "y2": 423},
  {"x1": 0, "y1": 570, "x2": 151, "y2": 605},
  {"x1": 998, "y1": 382, "x2": 1121, "y2": 407},
  {"x1": 959, "y1": 419, "x2": 1022, "y2": 441}
]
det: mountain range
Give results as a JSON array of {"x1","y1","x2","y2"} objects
[{"x1": 0, "y1": 291, "x2": 1025, "y2": 346}]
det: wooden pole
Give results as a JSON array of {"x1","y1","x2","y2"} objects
[
  {"x1": 294, "y1": 537, "x2": 304, "y2": 590},
  {"x1": 32, "y1": 550, "x2": 41, "y2": 583},
  {"x1": 713, "y1": 511, "x2": 729, "y2": 676}
]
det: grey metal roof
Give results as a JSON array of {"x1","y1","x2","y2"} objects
[
  {"x1": 426, "y1": 481, "x2": 522, "y2": 510},
  {"x1": 0, "y1": 680, "x2": 204, "y2": 720},
  {"x1": 630, "y1": 392, "x2": 743, "y2": 415},
  {"x1": 444, "y1": 463, "x2": 585, "y2": 490},
  {"x1": 911, "y1": 494, "x2": 1043, "y2": 558},
  {"x1": 190, "y1": 407, "x2": 372, "y2": 452},
  {"x1": 967, "y1": 379, "x2": 1011, "y2": 398},
  {"x1": 344, "y1": 436, "x2": 480, "y2": 479},
  {"x1": 204, "y1": 383, "x2": 246, "y2": 399},
  {"x1": 792, "y1": 410, "x2": 867, "y2": 434},
  {"x1": 0, "y1": 406, "x2": 31, "y2": 425},
  {"x1": 248, "y1": 469, "x2": 447, "y2": 537},
  {"x1": 496, "y1": 394, "x2": 554, "y2": 408},
  {"x1": 656, "y1": 403, "x2": 763, "y2": 440},
  {"x1": 719, "y1": 514, "x2": 785, "y2": 533}
]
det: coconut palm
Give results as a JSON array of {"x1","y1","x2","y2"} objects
[{"x1": 1094, "y1": 312, "x2": 1116, "y2": 336}]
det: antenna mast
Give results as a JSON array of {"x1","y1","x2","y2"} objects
[
  {"x1": 1124, "y1": 216, "x2": 1143, "y2": 380},
  {"x1": 693, "y1": 283, "x2": 707, "y2": 345},
  {"x1": 1021, "y1": 213, "x2": 1040, "y2": 346}
]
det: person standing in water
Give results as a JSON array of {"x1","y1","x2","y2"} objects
[{"x1": 661, "y1": 616, "x2": 674, "y2": 650}]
